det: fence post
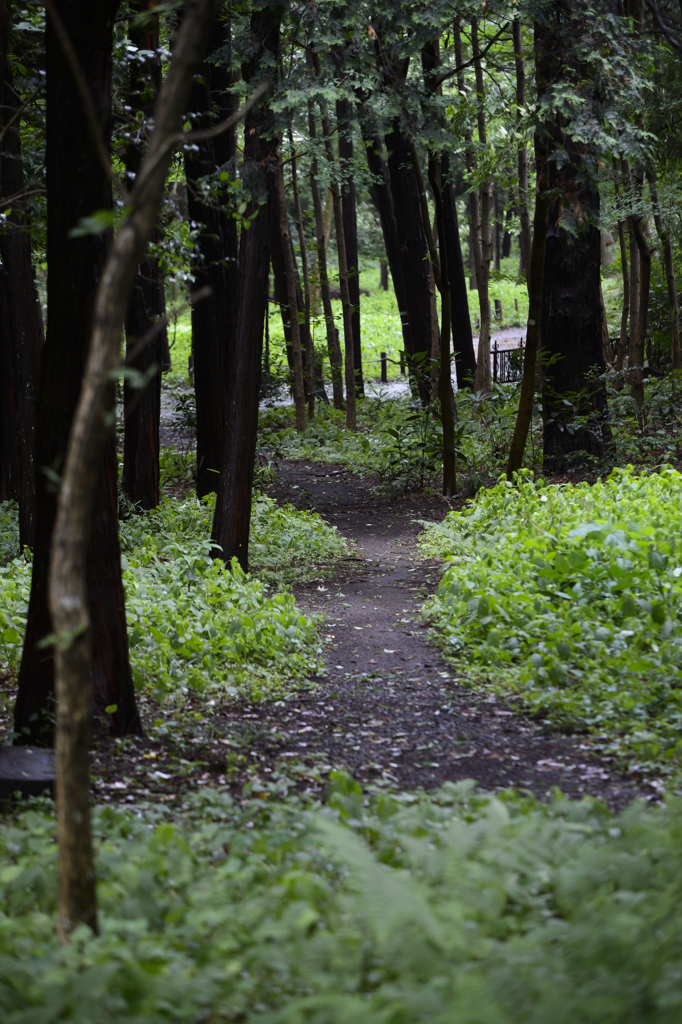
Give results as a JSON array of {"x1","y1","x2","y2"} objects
[
  {"x1": 380, "y1": 351, "x2": 387, "y2": 383},
  {"x1": 495, "y1": 298, "x2": 503, "y2": 323},
  {"x1": 493, "y1": 341, "x2": 498, "y2": 383},
  {"x1": 400, "y1": 349, "x2": 406, "y2": 375}
]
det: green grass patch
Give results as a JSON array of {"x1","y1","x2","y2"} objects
[
  {"x1": 422, "y1": 466, "x2": 682, "y2": 777},
  {"x1": 2, "y1": 779, "x2": 682, "y2": 1022},
  {"x1": 1, "y1": 495, "x2": 340, "y2": 702}
]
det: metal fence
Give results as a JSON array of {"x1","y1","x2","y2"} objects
[{"x1": 492, "y1": 341, "x2": 524, "y2": 383}]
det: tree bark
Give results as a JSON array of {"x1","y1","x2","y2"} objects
[
  {"x1": 427, "y1": 155, "x2": 457, "y2": 495},
  {"x1": 308, "y1": 99, "x2": 343, "y2": 408},
  {"x1": 421, "y1": 39, "x2": 476, "y2": 387},
  {"x1": 649, "y1": 171, "x2": 681, "y2": 370},
  {"x1": 289, "y1": 123, "x2": 315, "y2": 417},
  {"x1": 507, "y1": 91, "x2": 550, "y2": 478},
  {"x1": 540, "y1": 21, "x2": 610, "y2": 467},
  {"x1": 337, "y1": 97, "x2": 363, "y2": 396},
  {"x1": 630, "y1": 205, "x2": 651, "y2": 407},
  {"x1": 385, "y1": 123, "x2": 433, "y2": 394},
  {"x1": 513, "y1": 17, "x2": 532, "y2": 292},
  {"x1": 613, "y1": 160, "x2": 630, "y2": 372},
  {"x1": 185, "y1": 16, "x2": 239, "y2": 497},
  {"x1": 123, "y1": 0, "x2": 167, "y2": 511},
  {"x1": 48, "y1": 0, "x2": 219, "y2": 942},
  {"x1": 14, "y1": 0, "x2": 141, "y2": 747},
  {"x1": 360, "y1": 126, "x2": 411, "y2": 358},
  {"x1": 309, "y1": 51, "x2": 356, "y2": 428},
  {"x1": 469, "y1": 17, "x2": 492, "y2": 394},
  {"x1": 211, "y1": 4, "x2": 281, "y2": 570},
  {"x1": 276, "y1": 153, "x2": 306, "y2": 431},
  {"x1": 0, "y1": 0, "x2": 42, "y2": 550}
]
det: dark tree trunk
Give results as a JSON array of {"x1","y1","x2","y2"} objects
[
  {"x1": 211, "y1": 4, "x2": 281, "y2": 570},
  {"x1": 385, "y1": 125, "x2": 432, "y2": 367},
  {"x1": 0, "y1": 0, "x2": 42, "y2": 549},
  {"x1": 14, "y1": 0, "x2": 141, "y2": 745},
  {"x1": 269, "y1": 189, "x2": 311, "y2": 394},
  {"x1": 361, "y1": 128, "x2": 411, "y2": 356},
  {"x1": 185, "y1": 17, "x2": 238, "y2": 497},
  {"x1": 380, "y1": 260, "x2": 388, "y2": 289},
  {"x1": 123, "y1": 0, "x2": 167, "y2": 511},
  {"x1": 539, "y1": 18, "x2": 610, "y2": 469},
  {"x1": 441, "y1": 163, "x2": 477, "y2": 387},
  {"x1": 337, "y1": 98, "x2": 363, "y2": 396}
]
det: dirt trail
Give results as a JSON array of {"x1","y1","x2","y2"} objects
[{"x1": 250, "y1": 460, "x2": 649, "y2": 807}]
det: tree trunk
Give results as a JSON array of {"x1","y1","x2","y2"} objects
[
  {"x1": 469, "y1": 17, "x2": 492, "y2": 394},
  {"x1": 14, "y1": 0, "x2": 141, "y2": 747},
  {"x1": 48, "y1": 0, "x2": 219, "y2": 942},
  {"x1": 427, "y1": 155, "x2": 457, "y2": 495},
  {"x1": 385, "y1": 124, "x2": 433, "y2": 393},
  {"x1": 649, "y1": 172, "x2": 681, "y2": 371},
  {"x1": 540, "y1": 103, "x2": 609, "y2": 461},
  {"x1": 380, "y1": 259, "x2": 388, "y2": 289},
  {"x1": 507, "y1": 82, "x2": 550, "y2": 479},
  {"x1": 630, "y1": 205, "x2": 651, "y2": 408},
  {"x1": 337, "y1": 97, "x2": 363, "y2": 396},
  {"x1": 421, "y1": 39, "x2": 476, "y2": 388},
  {"x1": 0, "y1": 0, "x2": 42, "y2": 550},
  {"x1": 185, "y1": 17, "x2": 238, "y2": 497},
  {"x1": 613, "y1": 161, "x2": 630, "y2": 373},
  {"x1": 123, "y1": 0, "x2": 166, "y2": 511},
  {"x1": 276, "y1": 153, "x2": 306, "y2": 431},
  {"x1": 289, "y1": 124, "x2": 315, "y2": 417},
  {"x1": 308, "y1": 100, "x2": 343, "y2": 408},
  {"x1": 360, "y1": 127, "x2": 412, "y2": 358},
  {"x1": 211, "y1": 4, "x2": 282, "y2": 570},
  {"x1": 513, "y1": 17, "x2": 532, "y2": 292}
]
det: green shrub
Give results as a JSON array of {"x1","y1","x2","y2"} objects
[
  {"x1": 422, "y1": 466, "x2": 682, "y2": 775},
  {"x1": 1, "y1": 495, "x2": 335, "y2": 699},
  {"x1": 2, "y1": 781, "x2": 682, "y2": 1023}
]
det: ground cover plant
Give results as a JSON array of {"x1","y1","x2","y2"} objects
[
  {"x1": 2, "y1": 778, "x2": 682, "y2": 1023},
  {"x1": 0, "y1": 494, "x2": 345, "y2": 704},
  {"x1": 422, "y1": 466, "x2": 682, "y2": 779}
]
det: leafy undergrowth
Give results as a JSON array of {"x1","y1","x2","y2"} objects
[
  {"x1": 0, "y1": 495, "x2": 339, "y2": 703},
  {"x1": 260, "y1": 384, "x2": 532, "y2": 492},
  {"x1": 422, "y1": 466, "x2": 682, "y2": 779},
  {"x1": 2, "y1": 778, "x2": 682, "y2": 1023}
]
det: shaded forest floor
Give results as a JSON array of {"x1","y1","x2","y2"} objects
[{"x1": 88, "y1": 458, "x2": 652, "y2": 810}]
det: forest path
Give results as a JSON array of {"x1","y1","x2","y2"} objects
[{"x1": 256, "y1": 460, "x2": 650, "y2": 807}]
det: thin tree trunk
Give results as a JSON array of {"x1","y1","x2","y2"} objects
[
  {"x1": 211, "y1": 5, "x2": 281, "y2": 569},
  {"x1": 421, "y1": 39, "x2": 476, "y2": 388},
  {"x1": 427, "y1": 154, "x2": 457, "y2": 495},
  {"x1": 185, "y1": 17, "x2": 238, "y2": 496},
  {"x1": 631, "y1": 204, "x2": 652, "y2": 408},
  {"x1": 470, "y1": 16, "x2": 492, "y2": 394},
  {"x1": 14, "y1": 0, "x2": 141, "y2": 747},
  {"x1": 613, "y1": 158, "x2": 629, "y2": 372},
  {"x1": 513, "y1": 17, "x2": 532, "y2": 291},
  {"x1": 360, "y1": 126, "x2": 412, "y2": 358},
  {"x1": 308, "y1": 100, "x2": 343, "y2": 407},
  {"x1": 311, "y1": 57, "x2": 355, "y2": 428},
  {"x1": 48, "y1": 0, "x2": 218, "y2": 942},
  {"x1": 289, "y1": 124, "x2": 314, "y2": 417},
  {"x1": 506, "y1": 97, "x2": 550, "y2": 478},
  {"x1": 276, "y1": 153, "x2": 306, "y2": 431},
  {"x1": 337, "y1": 97, "x2": 363, "y2": 396},
  {"x1": 649, "y1": 172, "x2": 681, "y2": 370},
  {"x1": 0, "y1": 0, "x2": 41, "y2": 549},
  {"x1": 123, "y1": 0, "x2": 166, "y2": 511}
]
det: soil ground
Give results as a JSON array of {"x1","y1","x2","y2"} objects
[
  {"x1": 84, "y1": 458, "x2": 651, "y2": 809},
  {"x1": 0, "y1": 453, "x2": 652, "y2": 809}
]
